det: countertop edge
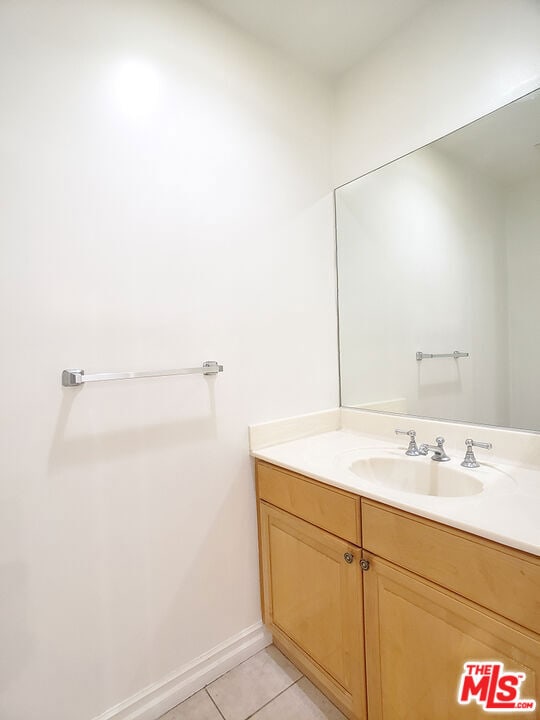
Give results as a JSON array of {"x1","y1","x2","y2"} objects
[{"x1": 251, "y1": 447, "x2": 540, "y2": 558}]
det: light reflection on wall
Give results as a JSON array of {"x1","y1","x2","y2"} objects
[{"x1": 108, "y1": 58, "x2": 163, "y2": 121}]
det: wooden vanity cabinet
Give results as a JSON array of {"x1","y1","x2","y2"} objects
[
  {"x1": 362, "y1": 500, "x2": 540, "y2": 720},
  {"x1": 255, "y1": 460, "x2": 540, "y2": 720},
  {"x1": 256, "y1": 461, "x2": 367, "y2": 720}
]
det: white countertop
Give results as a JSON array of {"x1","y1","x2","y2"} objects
[{"x1": 251, "y1": 428, "x2": 540, "y2": 556}]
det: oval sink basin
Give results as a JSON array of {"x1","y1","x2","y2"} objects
[{"x1": 350, "y1": 456, "x2": 483, "y2": 497}]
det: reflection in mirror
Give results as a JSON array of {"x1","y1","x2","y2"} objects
[{"x1": 336, "y1": 87, "x2": 540, "y2": 432}]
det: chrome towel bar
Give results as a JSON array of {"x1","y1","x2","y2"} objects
[
  {"x1": 62, "y1": 361, "x2": 223, "y2": 387},
  {"x1": 416, "y1": 351, "x2": 469, "y2": 361}
]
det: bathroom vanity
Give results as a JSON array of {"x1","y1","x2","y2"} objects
[
  {"x1": 251, "y1": 416, "x2": 540, "y2": 720},
  {"x1": 251, "y1": 86, "x2": 540, "y2": 719}
]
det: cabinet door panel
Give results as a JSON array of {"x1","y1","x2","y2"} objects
[
  {"x1": 364, "y1": 553, "x2": 540, "y2": 720},
  {"x1": 259, "y1": 501, "x2": 366, "y2": 719},
  {"x1": 270, "y1": 519, "x2": 349, "y2": 686}
]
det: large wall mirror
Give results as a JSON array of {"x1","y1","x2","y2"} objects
[{"x1": 336, "y1": 87, "x2": 540, "y2": 433}]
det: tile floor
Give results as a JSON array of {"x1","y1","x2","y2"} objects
[{"x1": 159, "y1": 645, "x2": 346, "y2": 720}]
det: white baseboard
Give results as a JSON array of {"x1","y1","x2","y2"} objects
[{"x1": 92, "y1": 622, "x2": 272, "y2": 720}]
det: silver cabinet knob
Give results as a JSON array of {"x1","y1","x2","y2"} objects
[
  {"x1": 344, "y1": 552, "x2": 354, "y2": 564},
  {"x1": 360, "y1": 558, "x2": 370, "y2": 571}
]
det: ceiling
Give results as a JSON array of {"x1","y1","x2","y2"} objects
[{"x1": 195, "y1": 0, "x2": 435, "y2": 77}]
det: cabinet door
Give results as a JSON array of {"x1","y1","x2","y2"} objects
[
  {"x1": 259, "y1": 501, "x2": 366, "y2": 720},
  {"x1": 363, "y1": 553, "x2": 540, "y2": 720}
]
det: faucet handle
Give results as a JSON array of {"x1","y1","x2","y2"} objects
[
  {"x1": 461, "y1": 438, "x2": 492, "y2": 468},
  {"x1": 395, "y1": 429, "x2": 416, "y2": 437},
  {"x1": 465, "y1": 438, "x2": 492, "y2": 450},
  {"x1": 395, "y1": 429, "x2": 421, "y2": 456}
]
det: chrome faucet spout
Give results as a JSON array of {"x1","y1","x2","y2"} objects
[{"x1": 419, "y1": 436, "x2": 451, "y2": 462}]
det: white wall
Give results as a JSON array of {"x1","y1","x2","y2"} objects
[
  {"x1": 0, "y1": 2, "x2": 337, "y2": 719},
  {"x1": 333, "y1": 0, "x2": 540, "y2": 188},
  {"x1": 506, "y1": 176, "x2": 540, "y2": 430},
  {"x1": 337, "y1": 147, "x2": 509, "y2": 426}
]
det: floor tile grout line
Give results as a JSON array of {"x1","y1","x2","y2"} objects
[
  {"x1": 242, "y1": 676, "x2": 304, "y2": 720},
  {"x1": 204, "y1": 647, "x2": 290, "y2": 698},
  {"x1": 204, "y1": 686, "x2": 227, "y2": 720},
  {"x1": 158, "y1": 648, "x2": 308, "y2": 720}
]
